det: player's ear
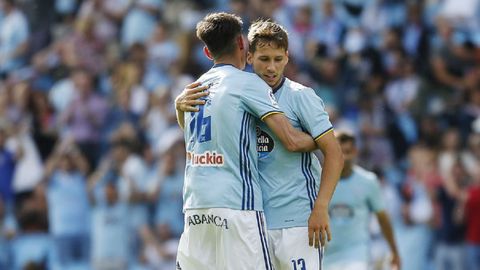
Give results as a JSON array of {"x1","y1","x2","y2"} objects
[
  {"x1": 236, "y1": 35, "x2": 245, "y2": 51},
  {"x1": 203, "y1": 46, "x2": 214, "y2": 60},
  {"x1": 285, "y1": 50, "x2": 289, "y2": 64},
  {"x1": 246, "y1": 51, "x2": 253, "y2": 64}
]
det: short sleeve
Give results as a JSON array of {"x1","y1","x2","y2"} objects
[
  {"x1": 293, "y1": 88, "x2": 333, "y2": 140},
  {"x1": 240, "y1": 75, "x2": 283, "y2": 120},
  {"x1": 366, "y1": 175, "x2": 386, "y2": 213}
]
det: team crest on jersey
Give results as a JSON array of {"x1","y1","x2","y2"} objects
[
  {"x1": 206, "y1": 80, "x2": 219, "y2": 88},
  {"x1": 256, "y1": 126, "x2": 274, "y2": 158},
  {"x1": 329, "y1": 204, "x2": 354, "y2": 224},
  {"x1": 187, "y1": 151, "x2": 224, "y2": 166}
]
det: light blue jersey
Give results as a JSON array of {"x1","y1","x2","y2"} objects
[
  {"x1": 183, "y1": 64, "x2": 282, "y2": 211},
  {"x1": 47, "y1": 171, "x2": 90, "y2": 236},
  {"x1": 324, "y1": 165, "x2": 385, "y2": 264},
  {"x1": 91, "y1": 202, "x2": 130, "y2": 262},
  {"x1": 257, "y1": 77, "x2": 333, "y2": 229}
]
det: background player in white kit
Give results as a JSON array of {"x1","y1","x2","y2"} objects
[
  {"x1": 175, "y1": 13, "x2": 320, "y2": 270},
  {"x1": 177, "y1": 20, "x2": 344, "y2": 270},
  {"x1": 324, "y1": 131, "x2": 401, "y2": 270}
]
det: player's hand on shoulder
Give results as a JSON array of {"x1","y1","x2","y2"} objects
[
  {"x1": 175, "y1": 82, "x2": 209, "y2": 112},
  {"x1": 308, "y1": 205, "x2": 331, "y2": 248}
]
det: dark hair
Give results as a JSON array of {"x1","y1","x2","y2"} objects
[
  {"x1": 23, "y1": 261, "x2": 46, "y2": 270},
  {"x1": 231, "y1": 0, "x2": 248, "y2": 4},
  {"x1": 110, "y1": 139, "x2": 132, "y2": 152},
  {"x1": 4, "y1": 0, "x2": 15, "y2": 7},
  {"x1": 196, "y1": 12, "x2": 243, "y2": 59},
  {"x1": 335, "y1": 131, "x2": 356, "y2": 145},
  {"x1": 248, "y1": 20, "x2": 289, "y2": 53},
  {"x1": 18, "y1": 208, "x2": 48, "y2": 232}
]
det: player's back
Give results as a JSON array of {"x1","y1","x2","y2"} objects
[{"x1": 183, "y1": 64, "x2": 281, "y2": 212}]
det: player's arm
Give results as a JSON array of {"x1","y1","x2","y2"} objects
[
  {"x1": 376, "y1": 211, "x2": 401, "y2": 270},
  {"x1": 174, "y1": 82, "x2": 209, "y2": 130},
  {"x1": 308, "y1": 130, "x2": 343, "y2": 248},
  {"x1": 262, "y1": 113, "x2": 317, "y2": 152}
]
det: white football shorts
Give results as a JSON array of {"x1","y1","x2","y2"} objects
[
  {"x1": 176, "y1": 208, "x2": 274, "y2": 270},
  {"x1": 322, "y1": 261, "x2": 368, "y2": 270},
  {"x1": 267, "y1": 227, "x2": 324, "y2": 270}
]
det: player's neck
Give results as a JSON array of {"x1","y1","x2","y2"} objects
[
  {"x1": 272, "y1": 76, "x2": 286, "y2": 93},
  {"x1": 340, "y1": 166, "x2": 353, "y2": 179},
  {"x1": 214, "y1": 54, "x2": 244, "y2": 70}
]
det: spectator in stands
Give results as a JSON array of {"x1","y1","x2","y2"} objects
[
  {"x1": 56, "y1": 17, "x2": 106, "y2": 75},
  {"x1": 30, "y1": 91, "x2": 57, "y2": 161},
  {"x1": 88, "y1": 141, "x2": 132, "y2": 270},
  {"x1": 417, "y1": 114, "x2": 442, "y2": 148},
  {"x1": 396, "y1": 145, "x2": 436, "y2": 270},
  {"x1": 117, "y1": 140, "x2": 152, "y2": 263},
  {"x1": 147, "y1": 21, "x2": 180, "y2": 74},
  {"x1": 288, "y1": 4, "x2": 315, "y2": 64},
  {"x1": 0, "y1": 0, "x2": 29, "y2": 76},
  {"x1": 10, "y1": 203, "x2": 51, "y2": 270},
  {"x1": 402, "y1": 3, "x2": 430, "y2": 72},
  {"x1": 102, "y1": 77, "x2": 142, "y2": 142},
  {"x1": 78, "y1": 0, "x2": 131, "y2": 44},
  {"x1": 16, "y1": 0, "x2": 54, "y2": 56},
  {"x1": 430, "y1": 17, "x2": 475, "y2": 104},
  {"x1": 307, "y1": 0, "x2": 343, "y2": 59},
  {"x1": 143, "y1": 88, "x2": 175, "y2": 148},
  {"x1": 54, "y1": 0, "x2": 78, "y2": 21},
  {"x1": 0, "y1": 197, "x2": 9, "y2": 269},
  {"x1": 438, "y1": 128, "x2": 468, "y2": 180},
  {"x1": 460, "y1": 77, "x2": 480, "y2": 135},
  {"x1": 59, "y1": 68, "x2": 107, "y2": 167},
  {"x1": 0, "y1": 122, "x2": 19, "y2": 206},
  {"x1": 1, "y1": 82, "x2": 43, "y2": 196},
  {"x1": 357, "y1": 74, "x2": 393, "y2": 168},
  {"x1": 136, "y1": 142, "x2": 183, "y2": 270},
  {"x1": 153, "y1": 146, "x2": 184, "y2": 240},
  {"x1": 42, "y1": 140, "x2": 90, "y2": 269},
  {"x1": 463, "y1": 133, "x2": 480, "y2": 176},
  {"x1": 110, "y1": 61, "x2": 148, "y2": 117},
  {"x1": 434, "y1": 159, "x2": 469, "y2": 270},
  {"x1": 121, "y1": 0, "x2": 162, "y2": 48},
  {"x1": 462, "y1": 168, "x2": 480, "y2": 270}
]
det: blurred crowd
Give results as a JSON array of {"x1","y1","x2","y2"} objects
[{"x1": 0, "y1": 0, "x2": 479, "y2": 269}]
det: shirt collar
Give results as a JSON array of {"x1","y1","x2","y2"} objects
[
  {"x1": 272, "y1": 77, "x2": 286, "y2": 94},
  {"x1": 212, "y1": 63, "x2": 235, "y2": 69}
]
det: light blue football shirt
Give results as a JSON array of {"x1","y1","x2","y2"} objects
[
  {"x1": 46, "y1": 171, "x2": 90, "y2": 236},
  {"x1": 155, "y1": 172, "x2": 184, "y2": 237},
  {"x1": 91, "y1": 202, "x2": 130, "y2": 262},
  {"x1": 324, "y1": 165, "x2": 385, "y2": 265},
  {"x1": 257, "y1": 77, "x2": 333, "y2": 229},
  {"x1": 11, "y1": 233, "x2": 53, "y2": 270},
  {"x1": 183, "y1": 64, "x2": 282, "y2": 211}
]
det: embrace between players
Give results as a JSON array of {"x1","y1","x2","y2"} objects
[{"x1": 174, "y1": 12, "x2": 400, "y2": 270}]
